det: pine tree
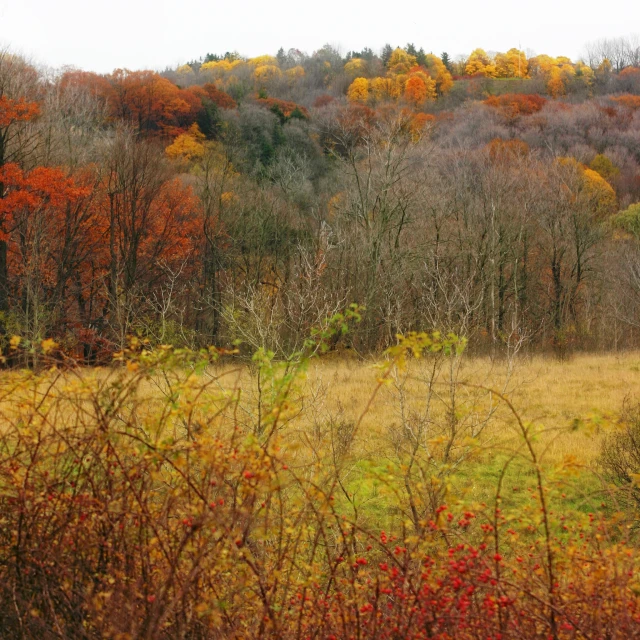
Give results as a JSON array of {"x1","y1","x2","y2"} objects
[{"x1": 381, "y1": 44, "x2": 393, "y2": 66}]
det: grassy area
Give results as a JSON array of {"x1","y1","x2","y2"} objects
[
  {"x1": 298, "y1": 351, "x2": 640, "y2": 459},
  {"x1": 280, "y1": 351, "x2": 640, "y2": 525}
]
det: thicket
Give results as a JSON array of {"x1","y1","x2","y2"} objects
[{"x1": 0, "y1": 321, "x2": 639, "y2": 638}]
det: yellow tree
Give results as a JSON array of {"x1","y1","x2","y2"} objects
[
  {"x1": 253, "y1": 65, "x2": 282, "y2": 81},
  {"x1": 176, "y1": 64, "x2": 195, "y2": 76},
  {"x1": 582, "y1": 167, "x2": 617, "y2": 215},
  {"x1": 347, "y1": 77, "x2": 370, "y2": 103},
  {"x1": 387, "y1": 48, "x2": 417, "y2": 74},
  {"x1": 370, "y1": 77, "x2": 400, "y2": 101},
  {"x1": 344, "y1": 58, "x2": 368, "y2": 77},
  {"x1": 528, "y1": 54, "x2": 555, "y2": 76},
  {"x1": 547, "y1": 68, "x2": 566, "y2": 97},
  {"x1": 558, "y1": 157, "x2": 617, "y2": 216},
  {"x1": 165, "y1": 124, "x2": 206, "y2": 162},
  {"x1": 200, "y1": 59, "x2": 244, "y2": 80},
  {"x1": 574, "y1": 61, "x2": 594, "y2": 88},
  {"x1": 494, "y1": 48, "x2": 528, "y2": 78},
  {"x1": 465, "y1": 49, "x2": 496, "y2": 77},
  {"x1": 285, "y1": 66, "x2": 305, "y2": 81},
  {"x1": 424, "y1": 54, "x2": 454, "y2": 94},
  {"x1": 248, "y1": 55, "x2": 279, "y2": 67}
]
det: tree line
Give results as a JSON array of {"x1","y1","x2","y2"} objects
[{"x1": 1, "y1": 39, "x2": 640, "y2": 361}]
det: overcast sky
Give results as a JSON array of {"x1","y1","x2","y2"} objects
[{"x1": 0, "y1": 0, "x2": 638, "y2": 73}]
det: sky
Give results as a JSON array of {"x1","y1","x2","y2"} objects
[{"x1": 0, "y1": 0, "x2": 638, "y2": 73}]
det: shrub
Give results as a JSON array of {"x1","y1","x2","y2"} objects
[{"x1": 600, "y1": 402, "x2": 640, "y2": 514}]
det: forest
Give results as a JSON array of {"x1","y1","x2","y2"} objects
[
  {"x1": 2, "y1": 35, "x2": 640, "y2": 639},
  {"x1": 1, "y1": 36, "x2": 640, "y2": 360}
]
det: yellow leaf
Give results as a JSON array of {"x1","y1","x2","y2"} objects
[{"x1": 41, "y1": 338, "x2": 58, "y2": 354}]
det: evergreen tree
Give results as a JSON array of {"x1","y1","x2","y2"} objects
[
  {"x1": 381, "y1": 44, "x2": 393, "y2": 66},
  {"x1": 196, "y1": 99, "x2": 222, "y2": 140},
  {"x1": 441, "y1": 51, "x2": 452, "y2": 71}
]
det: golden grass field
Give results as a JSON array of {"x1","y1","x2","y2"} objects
[
  {"x1": 257, "y1": 351, "x2": 639, "y2": 519},
  {"x1": 290, "y1": 351, "x2": 640, "y2": 463},
  {"x1": 2, "y1": 348, "x2": 637, "y2": 513},
  {"x1": 4, "y1": 350, "x2": 637, "y2": 463}
]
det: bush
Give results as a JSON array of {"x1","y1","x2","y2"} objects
[{"x1": 600, "y1": 402, "x2": 640, "y2": 514}]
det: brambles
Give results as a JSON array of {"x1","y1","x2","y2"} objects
[{"x1": 0, "y1": 326, "x2": 639, "y2": 637}]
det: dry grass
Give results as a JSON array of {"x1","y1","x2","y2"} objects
[
  {"x1": 2, "y1": 351, "x2": 637, "y2": 468},
  {"x1": 291, "y1": 351, "x2": 640, "y2": 465}
]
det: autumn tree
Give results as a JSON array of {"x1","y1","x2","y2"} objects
[
  {"x1": 387, "y1": 48, "x2": 417, "y2": 75},
  {"x1": 347, "y1": 77, "x2": 370, "y2": 103},
  {"x1": 344, "y1": 58, "x2": 368, "y2": 77},
  {"x1": 465, "y1": 49, "x2": 496, "y2": 77},
  {"x1": 494, "y1": 48, "x2": 529, "y2": 78},
  {"x1": 0, "y1": 51, "x2": 41, "y2": 323},
  {"x1": 370, "y1": 77, "x2": 401, "y2": 101},
  {"x1": 165, "y1": 123, "x2": 206, "y2": 162},
  {"x1": 404, "y1": 76, "x2": 429, "y2": 107},
  {"x1": 0, "y1": 163, "x2": 96, "y2": 347},
  {"x1": 424, "y1": 54, "x2": 454, "y2": 95},
  {"x1": 108, "y1": 69, "x2": 191, "y2": 135},
  {"x1": 484, "y1": 93, "x2": 547, "y2": 126},
  {"x1": 100, "y1": 129, "x2": 200, "y2": 346}
]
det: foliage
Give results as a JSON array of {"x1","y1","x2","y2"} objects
[
  {"x1": 404, "y1": 75, "x2": 429, "y2": 106},
  {"x1": 465, "y1": 49, "x2": 497, "y2": 77},
  {"x1": 612, "y1": 94, "x2": 640, "y2": 110},
  {"x1": 387, "y1": 47, "x2": 418, "y2": 75},
  {"x1": 484, "y1": 93, "x2": 547, "y2": 119},
  {"x1": 0, "y1": 95, "x2": 40, "y2": 128},
  {"x1": 347, "y1": 77, "x2": 370, "y2": 103},
  {"x1": 165, "y1": 123, "x2": 206, "y2": 161},
  {"x1": 495, "y1": 48, "x2": 529, "y2": 78},
  {"x1": 424, "y1": 54, "x2": 454, "y2": 94},
  {"x1": 0, "y1": 329, "x2": 639, "y2": 637},
  {"x1": 1, "y1": 39, "x2": 640, "y2": 356},
  {"x1": 344, "y1": 57, "x2": 368, "y2": 77}
]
